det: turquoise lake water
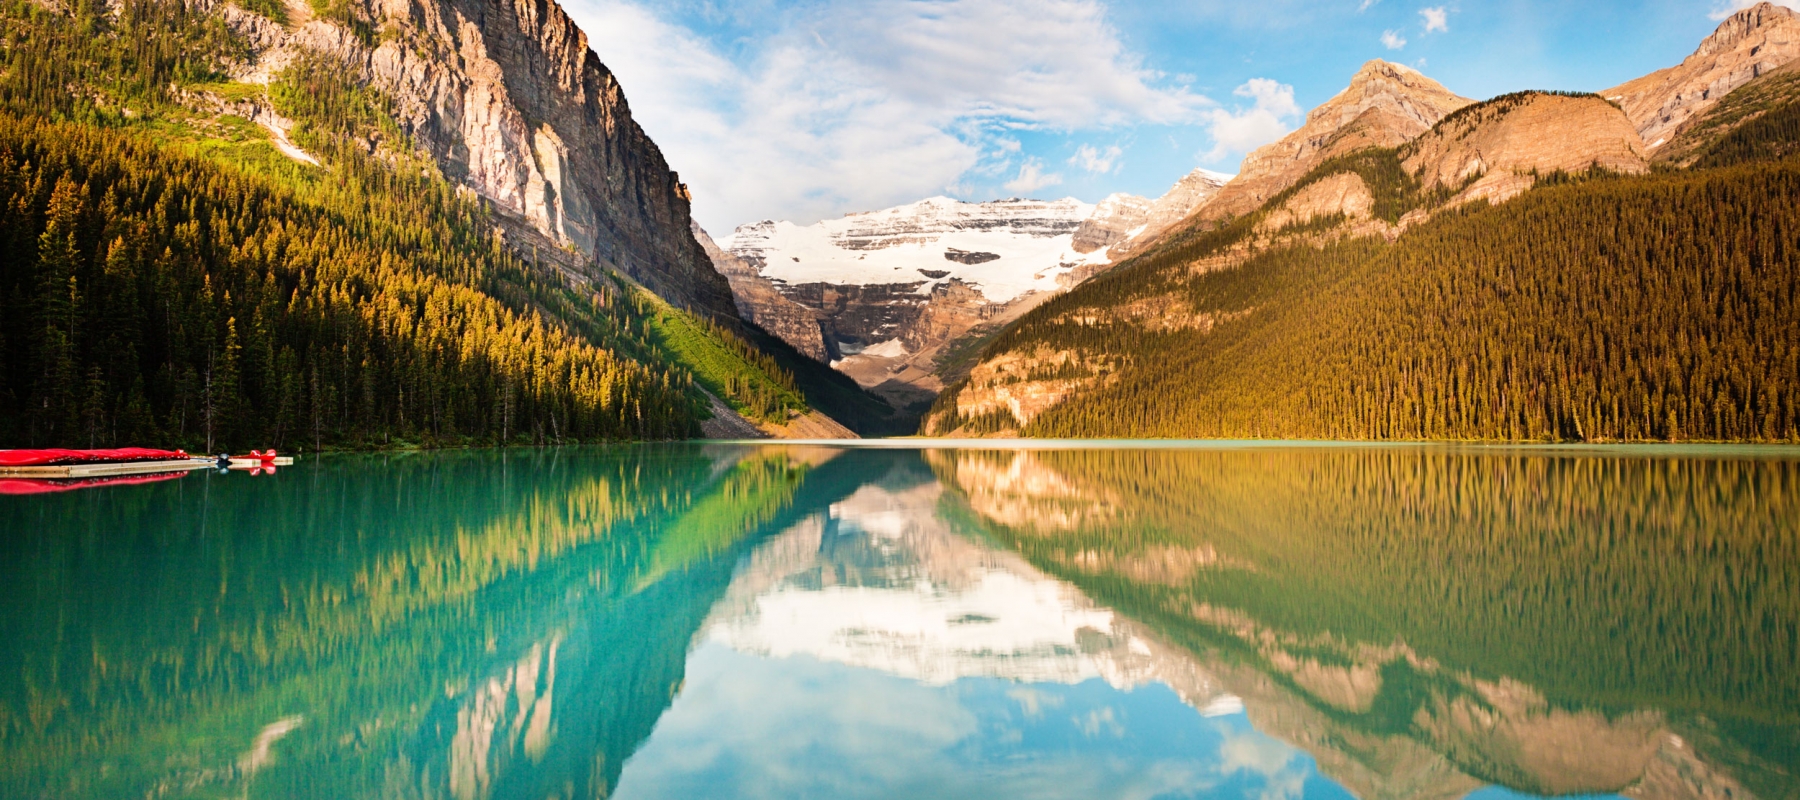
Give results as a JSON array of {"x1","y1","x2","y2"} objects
[{"x1": 1, "y1": 443, "x2": 1794, "y2": 798}]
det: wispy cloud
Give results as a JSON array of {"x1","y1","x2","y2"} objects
[
  {"x1": 1381, "y1": 29, "x2": 1407, "y2": 49},
  {"x1": 1199, "y1": 78, "x2": 1301, "y2": 164},
  {"x1": 1710, "y1": 0, "x2": 1799, "y2": 19},
  {"x1": 566, "y1": 0, "x2": 1214, "y2": 231},
  {"x1": 1420, "y1": 6, "x2": 1448, "y2": 33},
  {"x1": 1358, "y1": 0, "x2": 1381, "y2": 10},
  {"x1": 1004, "y1": 159, "x2": 1064, "y2": 193},
  {"x1": 1069, "y1": 144, "x2": 1124, "y2": 174}
]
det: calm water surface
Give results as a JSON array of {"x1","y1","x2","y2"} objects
[{"x1": 1, "y1": 444, "x2": 1795, "y2": 799}]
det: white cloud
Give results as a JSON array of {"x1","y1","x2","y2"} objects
[
  {"x1": 1069, "y1": 144, "x2": 1124, "y2": 174},
  {"x1": 1004, "y1": 159, "x2": 1064, "y2": 193},
  {"x1": 1711, "y1": 0, "x2": 1800, "y2": 19},
  {"x1": 565, "y1": 0, "x2": 1211, "y2": 232},
  {"x1": 1358, "y1": 0, "x2": 1380, "y2": 10},
  {"x1": 1419, "y1": 6, "x2": 1448, "y2": 33},
  {"x1": 1381, "y1": 29, "x2": 1407, "y2": 49},
  {"x1": 1199, "y1": 78, "x2": 1301, "y2": 163}
]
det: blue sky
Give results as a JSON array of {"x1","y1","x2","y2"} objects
[{"x1": 558, "y1": 0, "x2": 1781, "y2": 234}]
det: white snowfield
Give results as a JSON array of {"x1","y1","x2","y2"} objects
[{"x1": 725, "y1": 197, "x2": 1112, "y2": 304}]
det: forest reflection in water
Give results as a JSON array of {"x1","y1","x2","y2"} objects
[{"x1": 0, "y1": 443, "x2": 1793, "y2": 799}]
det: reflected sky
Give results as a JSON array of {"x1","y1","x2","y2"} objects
[
  {"x1": 617, "y1": 644, "x2": 1353, "y2": 800},
  {"x1": 3, "y1": 443, "x2": 1790, "y2": 799},
  {"x1": 615, "y1": 470, "x2": 1361, "y2": 798}
]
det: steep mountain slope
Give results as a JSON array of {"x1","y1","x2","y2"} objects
[
  {"x1": 933, "y1": 163, "x2": 1800, "y2": 441},
  {"x1": 927, "y1": 22, "x2": 1800, "y2": 442},
  {"x1": 694, "y1": 221, "x2": 828, "y2": 361},
  {"x1": 1190, "y1": 60, "x2": 1471, "y2": 224},
  {"x1": 1656, "y1": 59, "x2": 1800, "y2": 167},
  {"x1": 1070, "y1": 192, "x2": 1154, "y2": 255},
  {"x1": 1401, "y1": 92, "x2": 1647, "y2": 206},
  {"x1": 1606, "y1": 2, "x2": 1800, "y2": 150},
  {"x1": 1103, "y1": 167, "x2": 1233, "y2": 258},
  {"x1": 0, "y1": 0, "x2": 880, "y2": 444},
  {"x1": 209, "y1": 0, "x2": 738, "y2": 318},
  {"x1": 716, "y1": 197, "x2": 1109, "y2": 409}
]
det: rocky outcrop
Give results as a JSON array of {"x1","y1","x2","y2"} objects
[
  {"x1": 942, "y1": 347, "x2": 1115, "y2": 430},
  {"x1": 1194, "y1": 60, "x2": 1472, "y2": 223},
  {"x1": 693, "y1": 222, "x2": 829, "y2": 360},
  {"x1": 214, "y1": 0, "x2": 736, "y2": 318},
  {"x1": 1106, "y1": 168, "x2": 1233, "y2": 258},
  {"x1": 1656, "y1": 58, "x2": 1800, "y2": 167},
  {"x1": 721, "y1": 198, "x2": 1118, "y2": 406},
  {"x1": 1402, "y1": 92, "x2": 1648, "y2": 206},
  {"x1": 1256, "y1": 172, "x2": 1376, "y2": 233},
  {"x1": 1606, "y1": 2, "x2": 1800, "y2": 149},
  {"x1": 1070, "y1": 193, "x2": 1152, "y2": 254}
]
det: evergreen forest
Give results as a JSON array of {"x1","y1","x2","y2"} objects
[
  {"x1": 0, "y1": 0, "x2": 882, "y2": 450},
  {"x1": 935, "y1": 87, "x2": 1800, "y2": 441}
]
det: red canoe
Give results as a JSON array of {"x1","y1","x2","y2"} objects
[
  {"x1": 0, "y1": 448, "x2": 191, "y2": 468},
  {"x1": 0, "y1": 472, "x2": 191, "y2": 495}
]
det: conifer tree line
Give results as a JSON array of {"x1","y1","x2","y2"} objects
[
  {"x1": 0, "y1": 0, "x2": 868, "y2": 448},
  {"x1": 0, "y1": 115, "x2": 703, "y2": 450},
  {"x1": 961, "y1": 158, "x2": 1800, "y2": 442}
]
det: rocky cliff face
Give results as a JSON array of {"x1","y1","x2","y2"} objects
[
  {"x1": 692, "y1": 222, "x2": 829, "y2": 360},
  {"x1": 1070, "y1": 193, "x2": 1153, "y2": 254},
  {"x1": 1105, "y1": 168, "x2": 1234, "y2": 258},
  {"x1": 716, "y1": 198, "x2": 1112, "y2": 406},
  {"x1": 1194, "y1": 60, "x2": 1472, "y2": 223},
  {"x1": 1402, "y1": 92, "x2": 1648, "y2": 206},
  {"x1": 213, "y1": 0, "x2": 736, "y2": 318},
  {"x1": 1606, "y1": 2, "x2": 1800, "y2": 149}
]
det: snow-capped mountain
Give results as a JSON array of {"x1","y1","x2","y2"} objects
[
  {"x1": 709, "y1": 188, "x2": 1227, "y2": 409},
  {"x1": 725, "y1": 197, "x2": 1107, "y2": 304},
  {"x1": 703, "y1": 477, "x2": 1233, "y2": 706}
]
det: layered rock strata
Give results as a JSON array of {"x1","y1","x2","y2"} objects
[
  {"x1": 1104, "y1": 168, "x2": 1233, "y2": 258},
  {"x1": 1401, "y1": 92, "x2": 1649, "y2": 206},
  {"x1": 1070, "y1": 193, "x2": 1153, "y2": 254},
  {"x1": 1606, "y1": 2, "x2": 1800, "y2": 149},
  {"x1": 693, "y1": 222, "x2": 829, "y2": 360}
]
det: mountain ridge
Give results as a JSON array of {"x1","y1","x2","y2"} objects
[
  {"x1": 1606, "y1": 2, "x2": 1800, "y2": 148},
  {"x1": 925, "y1": 16, "x2": 1800, "y2": 442}
]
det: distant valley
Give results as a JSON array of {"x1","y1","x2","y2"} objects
[{"x1": 701, "y1": 172, "x2": 1231, "y2": 412}]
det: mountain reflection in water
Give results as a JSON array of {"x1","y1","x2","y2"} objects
[{"x1": 0, "y1": 444, "x2": 1793, "y2": 799}]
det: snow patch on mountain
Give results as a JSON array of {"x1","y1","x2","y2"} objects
[{"x1": 725, "y1": 197, "x2": 1109, "y2": 303}]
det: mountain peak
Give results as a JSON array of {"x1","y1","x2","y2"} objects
[
  {"x1": 1607, "y1": 1, "x2": 1800, "y2": 146},
  {"x1": 1698, "y1": 2, "x2": 1798, "y2": 57},
  {"x1": 1350, "y1": 59, "x2": 1419, "y2": 81},
  {"x1": 1194, "y1": 60, "x2": 1471, "y2": 221}
]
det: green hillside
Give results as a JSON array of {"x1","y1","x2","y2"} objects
[
  {"x1": 930, "y1": 84, "x2": 1800, "y2": 442},
  {"x1": 0, "y1": 0, "x2": 882, "y2": 449}
]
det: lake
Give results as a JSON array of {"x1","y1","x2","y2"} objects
[{"x1": 1, "y1": 443, "x2": 1795, "y2": 799}]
